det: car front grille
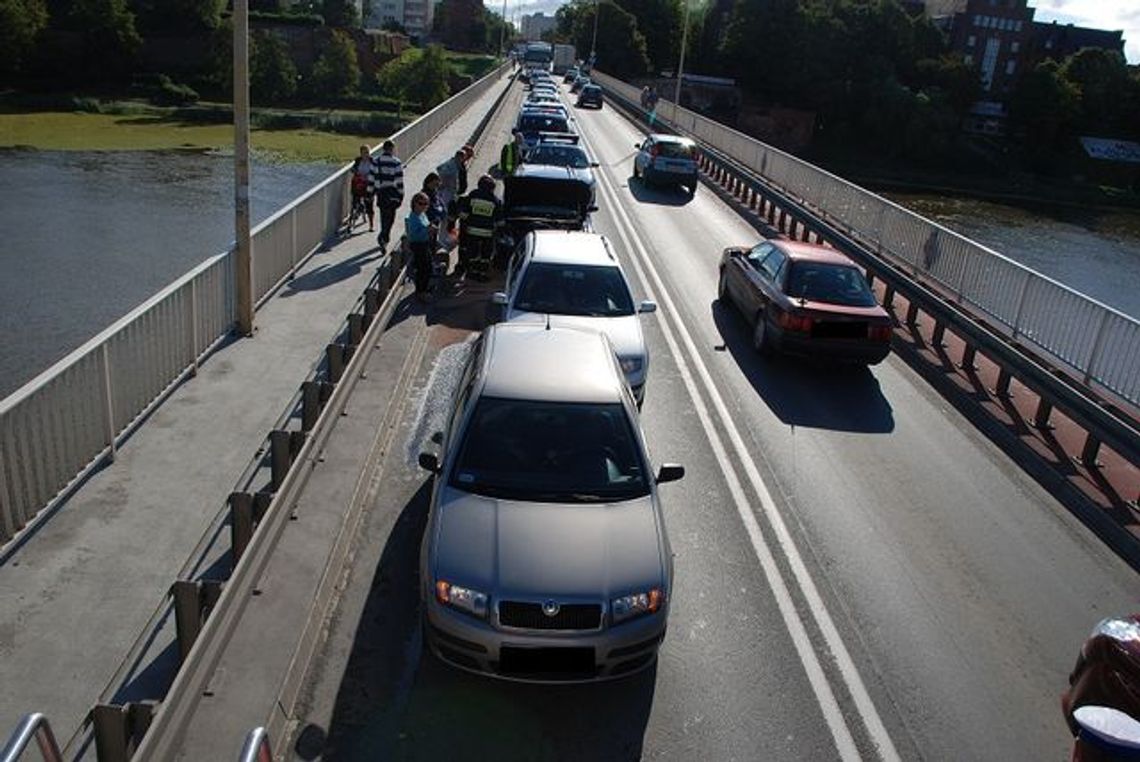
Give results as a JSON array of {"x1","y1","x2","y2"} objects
[
  {"x1": 812, "y1": 320, "x2": 870, "y2": 340},
  {"x1": 498, "y1": 601, "x2": 602, "y2": 630}
]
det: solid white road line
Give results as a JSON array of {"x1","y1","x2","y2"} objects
[{"x1": 580, "y1": 122, "x2": 901, "y2": 762}]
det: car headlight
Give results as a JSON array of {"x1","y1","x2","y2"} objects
[
  {"x1": 611, "y1": 588, "x2": 665, "y2": 624},
  {"x1": 435, "y1": 580, "x2": 489, "y2": 619},
  {"x1": 619, "y1": 357, "x2": 644, "y2": 375}
]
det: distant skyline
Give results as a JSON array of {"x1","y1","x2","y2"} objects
[{"x1": 483, "y1": 0, "x2": 1137, "y2": 63}]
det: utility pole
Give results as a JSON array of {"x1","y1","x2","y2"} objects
[
  {"x1": 590, "y1": 0, "x2": 600, "y2": 66},
  {"x1": 234, "y1": 0, "x2": 253, "y2": 336},
  {"x1": 499, "y1": 0, "x2": 508, "y2": 57},
  {"x1": 673, "y1": 0, "x2": 691, "y2": 111}
]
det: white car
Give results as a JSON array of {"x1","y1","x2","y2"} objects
[{"x1": 493, "y1": 230, "x2": 656, "y2": 405}]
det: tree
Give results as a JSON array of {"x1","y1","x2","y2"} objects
[
  {"x1": 310, "y1": 28, "x2": 360, "y2": 97},
  {"x1": 66, "y1": 0, "x2": 143, "y2": 81},
  {"x1": 322, "y1": 0, "x2": 357, "y2": 27},
  {"x1": 0, "y1": 0, "x2": 48, "y2": 81},
  {"x1": 251, "y1": 29, "x2": 298, "y2": 101},
  {"x1": 131, "y1": 0, "x2": 224, "y2": 34},
  {"x1": 1061, "y1": 48, "x2": 1132, "y2": 135},
  {"x1": 556, "y1": 0, "x2": 649, "y2": 77},
  {"x1": 377, "y1": 44, "x2": 451, "y2": 110},
  {"x1": 616, "y1": 0, "x2": 682, "y2": 72},
  {"x1": 1009, "y1": 59, "x2": 1081, "y2": 168}
]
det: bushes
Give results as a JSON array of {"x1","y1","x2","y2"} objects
[
  {"x1": 376, "y1": 45, "x2": 451, "y2": 111},
  {"x1": 309, "y1": 29, "x2": 360, "y2": 98}
]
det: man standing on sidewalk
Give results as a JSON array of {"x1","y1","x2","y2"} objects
[{"x1": 374, "y1": 140, "x2": 405, "y2": 250}]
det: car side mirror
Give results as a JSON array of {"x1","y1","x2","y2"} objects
[
  {"x1": 634, "y1": 142, "x2": 641, "y2": 149},
  {"x1": 430, "y1": 431, "x2": 443, "y2": 444},
  {"x1": 491, "y1": 292, "x2": 508, "y2": 306},
  {"x1": 418, "y1": 452, "x2": 440, "y2": 474},
  {"x1": 590, "y1": 162, "x2": 599, "y2": 168},
  {"x1": 656, "y1": 464, "x2": 684, "y2": 484},
  {"x1": 587, "y1": 205, "x2": 599, "y2": 213},
  {"x1": 638, "y1": 300, "x2": 657, "y2": 314}
]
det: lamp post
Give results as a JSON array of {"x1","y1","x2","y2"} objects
[
  {"x1": 499, "y1": 0, "x2": 508, "y2": 57},
  {"x1": 233, "y1": 0, "x2": 252, "y2": 336},
  {"x1": 673, "y1": 0, "x2": 691, "y2": 111},
  {"x1": 590, "y1": 0, "x2": 600, "y2": 67}
]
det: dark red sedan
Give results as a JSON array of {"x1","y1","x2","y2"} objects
[
  {"x1": 1062, "y1": 615, "x2": 1140, "y2": 760},
  {"x1": 717, "y1": 239, "x2": 893, "y2": 365}
]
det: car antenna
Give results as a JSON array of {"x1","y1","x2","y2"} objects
[{"x1": 545, "y1": 313, "x2": 551, "y2": 330}]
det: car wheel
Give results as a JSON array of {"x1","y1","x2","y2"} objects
[
  {"x1": 717, "y1": 269, "x2": 729, "y2": 302},
  {"x1": 753, "y1": 312, "x2": 772, "y2": 356}
]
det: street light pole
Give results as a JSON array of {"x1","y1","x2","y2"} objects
[
  {"x1": 499, "y1": 0, "x2": 508, "y2": 57},
  {"x1": 590, "y1": 0, "x2": 600, "y2": 66},
  {"x1": 233, "y1": 0, "x2": 253, "y2": 336},
  {"x1": 673, "y1": 0, "x2": 691, "y2": 111}
]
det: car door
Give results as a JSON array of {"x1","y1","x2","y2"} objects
[
  {"x1": 727, "y1": 242, "x2": 771, "y2": 310},
  {"x1": 747, "y1": 246, "x2": 787, "y2": 322},
  {"x1": 635, "y1": 137, "x2": 653, "y2": 174},
  {"x1": 503, "y1": 239, "x2": 531, "y2": 319}
]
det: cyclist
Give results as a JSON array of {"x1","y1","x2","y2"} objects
[{"x1": 349, "y1": 144, "x2": 376, "y2": 231}]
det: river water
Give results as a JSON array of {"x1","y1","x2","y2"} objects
[
  {"x1": 0, "y1": 149, "x2": 338, "y2": 398},
  {"x1": 1, "y1": 153, "x2": 1139, "y2": 398}
]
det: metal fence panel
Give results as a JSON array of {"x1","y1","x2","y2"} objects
[
  {"x1": 0, "y1": 62, "x2": 511, "y2": 546},
  {"x1": 592, "y1": 70, "x2": 1139, "y2": 406}
]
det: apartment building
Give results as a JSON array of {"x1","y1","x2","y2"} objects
[{"x1": 520, "y1": 12, "x2": 557, "y2": 41}]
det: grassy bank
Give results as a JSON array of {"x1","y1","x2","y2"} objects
[{"x1": 0, "y1": 103, "x2": 406, "y2": 162}]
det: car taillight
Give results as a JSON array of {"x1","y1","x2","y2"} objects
[
  {"x1": 869, "y1": 324, "x2": 892, "y2": 342},
  {"x1": 778, "y1": 312, "x2": 813, "y2": 333}
]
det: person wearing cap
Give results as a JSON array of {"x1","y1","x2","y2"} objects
[{"x1": 500, "y1": 130, "x2": 525, "y2": 176}]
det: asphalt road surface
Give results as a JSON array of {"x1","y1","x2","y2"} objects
[{"x1": 287, "y1": 78, "x2": 1138, "y2": 762}]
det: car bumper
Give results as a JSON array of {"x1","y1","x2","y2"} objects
[
  {"x1": 771, "y1": 328, "x2": 892, "y2": 365},
  {"x1": 644, "y1": 168, "x2": 698, "y2": 188},
  {"x1": 425, "y1": 598, "x2": 667, "y2": 682}
]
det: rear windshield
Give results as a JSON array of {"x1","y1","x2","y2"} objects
[
  {"x1": 451, "y1": 399, "x2": 649, "y2": 502},
  {"x1": 518, "y1": 114, "x2": 570, "y2": 133},
  {"x1": 656, "y1": 141, "x2": 694, "y2": 159},
  {"x1": 582, "y1": 86, "x2": 601, "y2": 95},
  {"x1": 527, "y1": 144, "x2": 591, "y2": 169},
  {"x1": 784, "y1": 262, "x2": 878, "y2": 307}
]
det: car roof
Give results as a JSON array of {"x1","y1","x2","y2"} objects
[
  {"x1": 528, "y1": 230, "x2": 616, "y2": 266},
  {"x1": 769, "y1": 239, "x2": 859, "y2": 267},
  {"x1": 581, "y1": 84, "x2": 602, "y2": 91},
  {"x1": 481, "y1": 323, "x2": 624, "y2": 403}
]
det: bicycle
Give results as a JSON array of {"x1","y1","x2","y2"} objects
[{"x1": 347, "y1": 193, "x2": 369, "y2": 233}]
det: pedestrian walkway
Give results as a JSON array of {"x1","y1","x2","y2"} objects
[{"x1": 0, "y1": 73, "x2": 512, "y2": 745}]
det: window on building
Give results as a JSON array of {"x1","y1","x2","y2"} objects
[
  {"x1": 965, "y1": 54, "x2": 974, "y2": 65},
  {"x1": 1045, "y1": 39, "x2": 1053, "y2": 49},
  {"x1": 1006, "y1": 60, "x2": 1016, "y2": 75},
  {"x1": 973, "y1": 14, "x2": 981, "y2": 26},
  {"x1": 1011, "y1": 41, "x2": 1019, "y2": 53},
  {"x1": 1015, "y1": 20, "x2": 1022, "y2": 31},
  {"x1": 967, "y1": 35, "x2": 976, "y2": 47}
]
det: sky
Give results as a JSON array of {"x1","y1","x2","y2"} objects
[{"x1": 485, "y1": 0, "x2": 1138, "y2": 64}]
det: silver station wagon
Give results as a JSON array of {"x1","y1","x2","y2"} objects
[{"x1": 418, "y1": 323, "x2": 684, "y2": 682}]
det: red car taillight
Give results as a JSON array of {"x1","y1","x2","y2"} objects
[
  {"x1": 778, "y1": 312, "x2": 813, "y2": 333},
  {"x1": 869, "y1": 324, "x2": 892, "y2": 342}
]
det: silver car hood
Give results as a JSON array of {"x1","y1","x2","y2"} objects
[
  {"x1": 507, "y1": 312, "x2": 645, "y2": 363},
  {"x1": 430, "y1": 487, "x2": 666, "y2": 599}
]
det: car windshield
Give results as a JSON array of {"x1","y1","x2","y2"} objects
[
  {"x1": 528, "y1": 145, "x2": 591, "y2": 169},
  {"x1": 515, "y1": 262, "x2": 634, "y2": 317},
  {"x1": 784, "y1": 262, "x2": 879, "y2": 307},
  {"x1": 451, "y1": 399, "x2": 649, "y2": 502},
  {"x1": 518, "y1": 114, "x2": 570, "y2": 133}
]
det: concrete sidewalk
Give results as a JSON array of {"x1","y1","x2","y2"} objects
[{"x1": 0, "y1": 72, "x2": 511, "y2": 745}]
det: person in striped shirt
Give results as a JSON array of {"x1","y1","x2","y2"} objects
[{"x1": 374, "y1": 140, "x2": 405, "y2": 250}]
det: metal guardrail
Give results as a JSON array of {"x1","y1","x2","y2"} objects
[
  {"x1": 2, "y1": 714, "x2": 63, "y2": 762},
  {"x1": 592, "y1": 71, "x2": 1140, "y2": 409},
  {"x1": 0, "y1": 61, "x2": 511, "y2": 548}
]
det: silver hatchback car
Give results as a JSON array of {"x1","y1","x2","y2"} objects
[{"x1": 417, "y1": 323, "x2": 684, "y2": 682}]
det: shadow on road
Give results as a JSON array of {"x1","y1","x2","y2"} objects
[
  {"x1": 305, "y1": 479, "x2": 657, "y2": 761},
  {"x1": 710, "y1": 299, "x2": 895, "y2": 433},
  {"x1": 627, "y1": 175, "x2": 693, "y2": 207},
  {"x1": 282, "y1": 248, "x2": 385, "y2": 296}
]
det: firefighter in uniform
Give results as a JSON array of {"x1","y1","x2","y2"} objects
[{"x1": 457, "y1": 174, "x2": 502, "y2": 281}]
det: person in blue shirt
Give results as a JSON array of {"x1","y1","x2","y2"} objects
[{"x1": 405, "y1": 192, "x2": 436, "y2": 301}]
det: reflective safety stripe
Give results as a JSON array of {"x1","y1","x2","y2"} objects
[
  {"x1": 467, "y1": 227, "x2": 493, "y2": 237},
  {"x1": 470, "y1": 198, "x2": 496, "y2": 216}
]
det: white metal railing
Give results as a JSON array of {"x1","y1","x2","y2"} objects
[
  {"x1": 1, "y1": 713, "x2": 63, "y2": 762},
  {"x1": 0, "y1": 61, "x2": 511, "y2": 546},
  {"x1": 594, "y1": 71, "x2": 1140, "y2": 407}
]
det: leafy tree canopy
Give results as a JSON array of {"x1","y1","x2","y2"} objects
[{"x1": 0, "y1": 0, "x2": 49, "y2": 80}]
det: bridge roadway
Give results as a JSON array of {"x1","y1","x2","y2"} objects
[
  {"x1": 177, "y1": 81, "x2": 1136, "y2": 758},
  {"x1": 4, "y1": 74, "x2": 1138, "y2": 760}
]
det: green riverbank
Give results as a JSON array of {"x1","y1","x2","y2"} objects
[{"x1": 0, "y1": 102, "x2": 407, "y2": 163}]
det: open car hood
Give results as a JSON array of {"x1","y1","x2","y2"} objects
[{"x1": 503, "y1": 174, "x2": 593, "y2": 221}]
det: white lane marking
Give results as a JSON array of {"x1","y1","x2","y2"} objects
[{"x1": 580, "y1": 122, "x2": 901, "y2": 762}]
